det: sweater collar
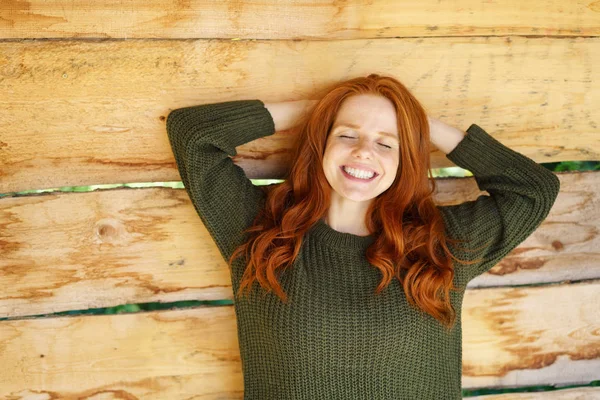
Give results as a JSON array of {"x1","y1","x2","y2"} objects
[{"x1": 309, "y1": 218, "x2": 376, "y2": 251}]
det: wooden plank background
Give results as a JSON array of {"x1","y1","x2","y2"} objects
[
  {"x1": 1, "y1": 171, "x2": 598, "y2": 319},
  {"x1": 0, "y1": 0, "x2": 599, "y2": 39},
  {"x1": 1, "y1": 1, "x2": 598, "y2": 398},
  {"x1": 1, "y1": 283, "x2": 599, "y2": 397},
  {"x1": 1, "y1": 37, "x2": 598, "y2": 194}
]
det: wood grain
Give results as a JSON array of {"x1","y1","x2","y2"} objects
[
  {"x1": 470, "y1": 387, "x2": 600, "y2": 399},
  {"x1": 0, "y1": 280, "x2": 598, "y2": 397},
  {"x1": 0, "y1": 37, "x2": 598, "y2": 194},
  {"x1": 0, "y1": 0, "x2": 599, "y2": 39},
  {"x1": 462, "y1": 281, "x2": 600, "y2": 388},
  {"x1": 1, "y1": 171, "x2": 592, "y2": 319}
]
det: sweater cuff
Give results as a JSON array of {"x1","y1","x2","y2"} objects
[
  {"x1": 214, "y1": 99, "x2": 277, "y2": 149},
  {"x1": 167, "y1": 99, "x2": 276, "y2": 151},
  {"x1": 445, "y1": 124, "x2": 531, "y2": 175}
]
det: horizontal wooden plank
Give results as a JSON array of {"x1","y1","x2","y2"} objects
[
  {"x1": 0, "y1": 171, "x2": 594, "y2": 319},
  {"x1": 0, "y1": 0, "x2": 598, "y2": 39},
  {"x1": 470, "y1": 387, "x2": 600, "y2": 399},
  {"x1": 0, "y1": 186, "x2": 233, "y2": 319},
  {"x1": 1, "y1": 280, "x2": 598, "y2": 396},
  {"x1": 1, "y1": 37, "x2": 598, "y2": 193},
  {"x1": 0, "y1": 307, "x2": 244, "y2": 399},
  {"x1": 468, "y1": 170, "x2": 600, "y2": 288},
  {"x1": 462, "y1": 281, "x2": 600, "y2": 389}
]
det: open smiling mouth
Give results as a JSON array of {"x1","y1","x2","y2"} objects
[{"x1": 340, "y1": 166, "x2": 379, "y2": 182}]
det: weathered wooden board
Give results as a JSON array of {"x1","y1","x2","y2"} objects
[
  {"x1": 0, "y1": 0, "x2": 598, "y2": 39},
  {"x1": 470, "y1": 387, "x2": 600, "y2": 399},
  {"x1": 0, "y1": 280, "x2": 598, "y2": 397},
  {"x1": 1, "y1": 171, "x2": 593, "y2": 319},
  {"x1": 1, "y1": 37, "x2": 598, "y2": 194}
]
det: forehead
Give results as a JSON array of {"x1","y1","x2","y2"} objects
[{"x1": 333, "y1": 95, "x2": 399, "y2": 139}]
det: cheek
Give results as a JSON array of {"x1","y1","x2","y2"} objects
[
  {"x1": 383, "y1": 157, "x2": 400, "y2": 177},
  {"x1": 322, "y1": 148, "x2": 337, "y2": 174},
  {"x1": 388, "y1": 151, "x2": 400, "y2": 166},
  {"x1": 323, "y1": 144, "x2": 346, "y2": 163}
]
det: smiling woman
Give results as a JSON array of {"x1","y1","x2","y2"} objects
[
  {"x1": 322, "y1": 94, "x2": 400, "y2": 234},
  {"x1": 223, "y1": 74, "x2": 476, "y2": 323},
  {"x1": 165, "y1": 73, "x2": 560, "y2": 399}
]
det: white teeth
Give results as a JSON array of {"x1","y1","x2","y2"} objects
[{"x1": 343, "y1": 166, "x2": 374, "y2": 179}]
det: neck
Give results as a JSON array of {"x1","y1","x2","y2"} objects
[{"x1": 324, "y1": 195, "x2": 372, "y2": 236}]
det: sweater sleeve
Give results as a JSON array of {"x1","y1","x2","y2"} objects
[
  {"x1": 437, "y1": 124, "x2": 560, "y2": 288},
  {"x1": 165, "y1": 99, "x2": 276, "y2": 269}
]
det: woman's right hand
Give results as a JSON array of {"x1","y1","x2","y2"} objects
[{"x1": 264, "y1": 99, "x2": 319, "y2": 132}]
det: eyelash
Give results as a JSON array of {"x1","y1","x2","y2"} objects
[{"x1": 340, "y1": 135, "x2": 392, "y2": 149}]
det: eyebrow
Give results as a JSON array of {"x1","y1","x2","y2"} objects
[{"x1": 333, "y1": 123, "x2": 399, "y2": 141}]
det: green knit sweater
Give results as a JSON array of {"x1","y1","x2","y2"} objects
[{"x1": 166, "y1": 99, "x2": 560, "y2": 399}]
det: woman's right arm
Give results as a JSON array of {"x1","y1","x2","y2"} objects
[{"x1": 165, "y1": 99, "x2": 312, "y2": 269}]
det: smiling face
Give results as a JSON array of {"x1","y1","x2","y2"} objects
[{"x1": 322, "y1": 94, "x2": 400, "y2": 204}]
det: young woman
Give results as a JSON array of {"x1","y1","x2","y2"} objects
[{"x1": 166, "y1": 74, "x2": 560, "y2": 399}]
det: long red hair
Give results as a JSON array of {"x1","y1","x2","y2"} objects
[{"x1": 228, "y1": 73, "x2": 481, "y2": 330}]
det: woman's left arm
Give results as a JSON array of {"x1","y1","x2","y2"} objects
[
  {"x1": 429, "y1": 119, "x2": 561, "y2": 287},
  {"x1": 427, "y1": 115, "x2": 466, "y2": 155}
]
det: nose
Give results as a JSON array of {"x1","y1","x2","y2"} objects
[{"x1": 351, "y1": 138, "x2": 373, "y2": 158}]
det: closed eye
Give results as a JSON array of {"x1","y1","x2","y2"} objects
[{"x1": 341, "y1": 135, "x2": 392, "y2": 149}]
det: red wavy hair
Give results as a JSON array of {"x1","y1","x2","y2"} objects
[{"x1": 228, "y1": 73, "x2": 482, "y2": 330}]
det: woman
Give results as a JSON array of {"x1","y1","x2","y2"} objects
[{"x1": 165, "y1": 74, "x2": 560, "y2": 399}]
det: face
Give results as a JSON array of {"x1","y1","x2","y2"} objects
[{"x1": 322, "y1": 94, "x2": 400, "y2": 204}]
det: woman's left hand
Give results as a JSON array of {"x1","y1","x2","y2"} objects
[{"x1": 426, "y1": 115, "x2": 467, "y2": 155}]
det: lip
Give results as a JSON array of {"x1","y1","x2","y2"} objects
[
  {"x1": 342, "y1": 164, "x2": 378, "y2": 174},
  {"x1": 340, "y1": 166, "x2": 378, "y2": 182}
]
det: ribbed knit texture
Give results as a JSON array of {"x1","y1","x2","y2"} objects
[{"x1": 166, "y1": 99, "x2": 560, "y2": 399}]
